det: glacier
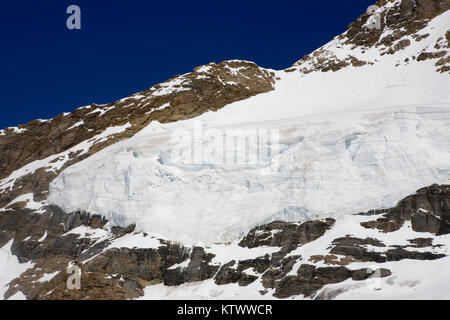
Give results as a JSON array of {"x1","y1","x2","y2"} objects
[
  {"x1": 48, "y1": 74, "x2": 450, "y2": 244},
  {"x1": 48, "y1": 10, "x2": 450, "y2": 244}
]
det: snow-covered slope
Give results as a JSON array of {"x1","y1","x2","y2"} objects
[{"x1": 48, "y1": 6, "x2": 450, "y2": 244}]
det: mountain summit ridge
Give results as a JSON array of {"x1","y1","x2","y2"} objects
[{"x1": 293, "y1": 0, "x2": 450, "y2": 74}]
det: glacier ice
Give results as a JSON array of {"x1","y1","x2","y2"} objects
[
  {"x1": 48, "y1": 10, "x2": 450, "y2": 244},
  {"x1": 48, "y1": 103, "x2": 450, "y2": 244}
]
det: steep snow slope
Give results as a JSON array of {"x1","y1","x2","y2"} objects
[
  {"x1": 0, "y1": 240, "x2": 33, "y2": 299},
  {"x1": 48, "y1": 7, "x2": 450, "y2": 245}
]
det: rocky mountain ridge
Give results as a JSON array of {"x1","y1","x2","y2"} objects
[{"x1": 292, "y1": 0, "x2": 450, "y2": 74}]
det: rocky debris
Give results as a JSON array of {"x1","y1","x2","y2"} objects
[
  {"x1": 0, "y1": 60, "x2": 276, "y2": 208},
  {"x1": 239, "y1": 219, "x2": 335, "y2": 253},
  {"x1": 0, "y1": 206, "x2": 108, "y2": 262},
  {"x1": 215, "y1": 261, "x2": 259, "y2": 287},
  {"x1": 361, "y1": 184, "x2": 450, "y2": 234},
  {"x1": 417, "y1": 51, "x2": 447, "y2": 61}
]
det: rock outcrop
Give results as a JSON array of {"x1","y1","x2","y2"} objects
[{"x1": 361, "y1": 184, "x2": 450, "y2": 234}]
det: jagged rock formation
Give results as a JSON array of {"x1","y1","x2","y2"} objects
[
  {"x1": 239, "y1": 219, "x2": 335, "y2": 253},
  {"x1": 361, "y1": 184, "x2": 450, "y2": 234},
  {"x1": 293, "y1": 0, "x2": 450, "y2": 74}
]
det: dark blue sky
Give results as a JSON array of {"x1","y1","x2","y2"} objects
[{"x1": 0, "y1": 0, "x2": 375, "y2": 129}]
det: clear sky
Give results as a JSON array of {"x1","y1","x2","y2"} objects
[{"x1": 0, "y1": 0, "x2": 375, "y2": 129}]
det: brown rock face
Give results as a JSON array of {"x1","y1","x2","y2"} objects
[
  {"x1": 239, "y1": 219, "x2": 335, "y2": 253},
  {"x1": 361, "y1": 184, "x2": 450, "y2": 234},
  {"x1": 161, "y1": 246, "x2": 219, "y2": 286}
]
